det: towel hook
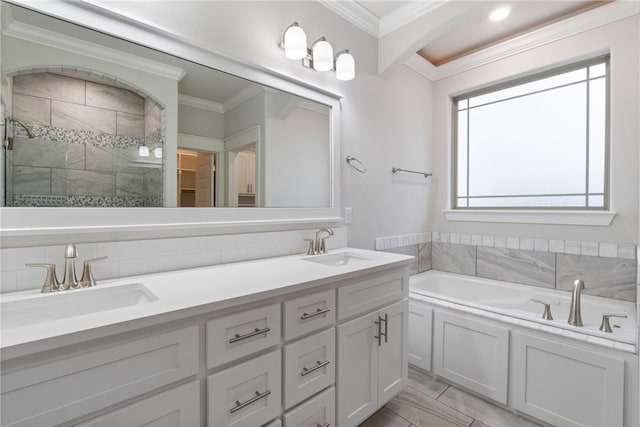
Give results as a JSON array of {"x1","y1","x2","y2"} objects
[{"x1": 346, "y1": 155, "x2": 367, "y2": 173}]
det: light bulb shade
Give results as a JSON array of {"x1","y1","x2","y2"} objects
[
  {"x1": 138, "y1": 145, "x2": 149, "y2": 157},
  {"x1": 312, "y1": 38, "x2": 333, "y2": 71},
  {"x1": 153, "y1": 147, "x2": 163, "y2": 158},
  {"x1": 283, "y1": 23, "x2": 307, "y2": 60},
  {"x1": 335, "y1": 51, "x2": 355, "y2": 81}
]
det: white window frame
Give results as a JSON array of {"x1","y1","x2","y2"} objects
[{"x1": 445, "y1": 56, "x2": 616, "y2": 226}]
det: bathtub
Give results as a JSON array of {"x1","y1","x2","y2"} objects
[{"x1": 410, "y1": 270, "x2": 637, "y2": 345}]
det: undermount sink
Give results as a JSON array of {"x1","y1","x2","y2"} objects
[
  {"x1": 1, "y1": 283, "x2": 158, "y2": 330},
  {"x1": 302, "y1": 252, "x2": 373, "y2": 267}
]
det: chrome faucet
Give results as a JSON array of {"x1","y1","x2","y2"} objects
[
  {"x1": 26, "y1": 244, "x2": 107, "y2": 293},
  {"x1": 568, "y1": 279, "x2": 585, "y2": 326},
  {"x1": 313, "y1": 228, "x2": 334, "y2": 255}
]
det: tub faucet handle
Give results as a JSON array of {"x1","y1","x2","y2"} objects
[
  {"x1": 531, "y1": 298, "x2": 553, "y2": 320},
  {"x1": 599, "y1": 313, "x2": 627, "y2": 333}
]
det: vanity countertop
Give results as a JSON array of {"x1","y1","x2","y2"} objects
[{"x1": 0, "y1": 248, "x2": 412, "y2": 360}]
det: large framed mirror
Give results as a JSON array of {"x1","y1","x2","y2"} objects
[{"x1": 0, "y1": 1, "x2": 342, "y2": 246}]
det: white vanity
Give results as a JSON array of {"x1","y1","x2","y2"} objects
[{"x1": 0, "y1": 248, "x2": 412, "y2": 427}]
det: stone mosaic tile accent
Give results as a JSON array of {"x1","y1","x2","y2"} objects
[
  {"x1": 477, "y1": 247, "x2": 556, "y2": 288},
  {"x1": 556, "y1": 254, "x2": 636, "y2": 302},
  {"x1": 12, "y1": 194, "x2": 67, "y2": 207}
]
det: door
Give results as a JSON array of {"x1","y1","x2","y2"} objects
[
  {"x1": 195, "y1": 152, "x2": 213, "y2": 207},
  {"x1": 378, "y1": 299, "x2": 408, "y2": 404},
  {"x1": 337, "y1": 311, "x2": 378, "y2": 427}
]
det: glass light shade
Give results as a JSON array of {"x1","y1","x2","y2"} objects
[
  {"x1": 153, "y1": 147, "x2": 163, "y2": 158},
  {"x1": 312, "y1": 38, "x2": 333, "y2": 71},
  {"x1": 283, "y1": 24, "x2": 307, "y2": 60},
  {"x1": 489, "y1": 7, "x2": 511, "y2": 22},
  {"x1": 138, "y1": 145, "x2": 149, "y2": 157},
  {"x1": 335, "y1": 51, "x2": 355, "y2": 81}
]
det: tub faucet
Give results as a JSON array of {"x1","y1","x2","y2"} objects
[{"x1": 568, "y1": 279, "x2": 585, "y2": 326}]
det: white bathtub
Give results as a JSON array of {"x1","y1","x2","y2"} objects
[{"x1": 410, "y1": 270, "x2": 637, "y2": 345}]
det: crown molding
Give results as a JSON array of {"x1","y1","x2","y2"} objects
[
  {"x1": 179, "y1": 94, "x2": 224, "y2": 113},
  {"x1": 299, "y1": 99, "x2": 330, "y2": 115},
  {"x1": 223, "y1": 83, "x2": 264, "y2": 112},
  {"x1": 318, "y1": 0, "x2": 379, "y2": 37},
  {"x1": 379, "y1": 0, "x2": 451, "y2": 37},
  {"x1": 3, "y1": 20, "x2": 186, "y2": 81},
  {"x1": 404, "y1": 54, "x2": 437, "y2": 80},
  {"x1": 404, "y1": 0, "x2": 640, "y2": 82}
]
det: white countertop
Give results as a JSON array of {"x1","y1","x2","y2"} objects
[{"x1": 0, "y1": 248, "x2": 413, "y2": 360}]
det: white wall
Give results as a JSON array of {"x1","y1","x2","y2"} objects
[
  {"x1": 178, "y1": 104, "x2": 224, "y2": 139},
  {"x1": 430, "y1": 15, "x2": 640, "y2": 245}
]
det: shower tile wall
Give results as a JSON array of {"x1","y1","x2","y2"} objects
[
  {"x1": 8, "y1": 72, "x2": 163, "y2": 207},
  {"x1": 376, "y1": 232, "x2": 637, "y2": 303}
]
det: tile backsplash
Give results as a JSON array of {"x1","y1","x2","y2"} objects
[
  {"x1": 377, "y1": 231, "x2": 638, "y2": 302},
  {"x1": 0, "y1": 227, "x2": 348, "y2": 294}
]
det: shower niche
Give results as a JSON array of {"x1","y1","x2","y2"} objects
[{"x1": 3, "y1": 70, "x2": 165, "y2": 207}]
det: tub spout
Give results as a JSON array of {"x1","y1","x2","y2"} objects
[{"x1": 568, "y1": 279, "x2": 585, "y2": 326}]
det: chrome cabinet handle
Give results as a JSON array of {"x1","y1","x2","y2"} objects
[
  {"x1": 229, "y1": 326, "x2": 271, "y2": 343},
  {"x1": 301, "y1": 307, "x2": 331, "y2": 320},
  {"x1": 381, "y1": 313, "x2": 388, "y2": 343},
  {"x1": 374, "y1": 314, "x2": 388, "y2": 346},
  {"x1": 229, "y1": 389, "x2": 271, "y2": 414},
  {"x1": 301, "y1": 360, "x2": 330, "y2": 376},
  {"x1": 374, "y1": 317, "x2": 382, "y2": 346},
  {"x1": 531, "y1": 299, "x2": 553, "y2": 320}
]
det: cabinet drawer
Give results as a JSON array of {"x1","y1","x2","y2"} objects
[
  {"x1": 208, "y1": 350, "x2": 282, "y2": 427},
  {"x1": 1, "y1": 326, "x2": 199, "y2": 427},
  {"x1": 284, "y1": 289, "x2": 335, "y2": 340},
  {"x1": 284, "y1": 328, "x2": 335, "y2": 408},
  {"x1": 338, "y1": 272, "x2": 408, "y2": 320},
  {"x1": 284, "y1": 387, "x2": 335, "y2": 427},
  {"x1": 76, "y1": 381, "x2": 200, "y2": 426},
  {"x1": 207, "y1": 303, "x2": 281, "y2": 369}
]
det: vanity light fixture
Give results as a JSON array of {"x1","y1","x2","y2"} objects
[
  {"x1": 489, "y1": 6, "x2": 511, "y2": 22},
  {"x1": 138, "y1": 144, "x2": 150, "y2": 157},
  {"x1": 153, "y1": 147, "x2": 163, "y2": 158},
  {"x1": 280, "y1": 22, "x2": 355, "y2": 80}
]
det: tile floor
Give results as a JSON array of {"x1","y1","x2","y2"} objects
[{"x1": 359, "y1": 367, "x2": 542, "y2": 427}]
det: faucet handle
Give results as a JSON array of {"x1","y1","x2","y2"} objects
[
  {"x1": 304, "y1": 239, "x2": 315, "y2": 255},
  {"x1": 531, "y1": 298, "x2": 553, "y2": 320},
  {"x1": 599, "y1": 313, "x2": 628, "y2": 333},
  {"x1": 79, "y1": 257, "x2": 108, "y2": 288},
  {"x1": 25, "y1": 263, "x2": 60, "y2": 293}
]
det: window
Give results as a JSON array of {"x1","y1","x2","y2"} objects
[{"x1": 453, "y1": 56, "x2": 609, "y2": 209}]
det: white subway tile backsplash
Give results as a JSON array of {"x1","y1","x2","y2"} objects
[
  {"x1": 619, "y1": 244, "x2": 636, "y2": 260},
  {"x1": 16, "y1": 267, "x2": 49, "y2": 291},
  {"x1": 96, "y1": 241, "x2": 142, "y2": 260},
  {"x1": 534, "y1": 238, "x2": 549, "y2": 252},
  {"x1": 549, "y1": 239, "x2": 565, "y2": 253},
  {"x1": 519, "y1": 238, "x2": 534, "y2": 251},
  {"x1": 581, "y1": 241, "x2": 599, "y2": 256},
  {"x1": 1, "y1": 271, "x2": 17, "y2": 293},
  {"x1": 494, "y1": 236, "x2": 507, "y2": 248},
  {"x1": 220, "y1": 248, "x2": 249, "y2": 264},
  {"x1": 564, "y1": 240, "x2": 581, "y2": 255},
  {"x1": 158, "y1": 251, "x2": 220, "y2": 272},
  {"x1": 506, "y1": 237, "x2": 519, "y2": 249},
  {"x1": 1, "y1": 246, "x2": 48, "y2": 267},
  {"x1": 91, "y1": 259, "x2": 120, "y2": 281},
  {"x1": 119, "y1": 257, "x2": 159, "y2": 277},
  {"x1": 206, "y1": 234, "x2": 238, "y2": 251},
  {"x1": 599, "y1": 243, "x2": 618, "y2": 259},
  {"x1": 375, "y1": 238, "x2": 384, "y2": 251}
]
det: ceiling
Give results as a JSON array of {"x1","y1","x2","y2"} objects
[{"x1": 337, "y1": 0, "x2": 609, "y2": 66}]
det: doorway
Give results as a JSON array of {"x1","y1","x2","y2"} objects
[{"x1": 177, "y1": 149, "x2": 216, "y2": 207}]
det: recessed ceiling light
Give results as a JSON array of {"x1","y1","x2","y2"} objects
[{"x1": 489, "y1": 6, "x2": 511, "y2": 22}]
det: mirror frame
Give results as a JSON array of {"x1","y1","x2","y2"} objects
[{"x1": 1, "y1": 0, "x2": 343, "y2": 247}]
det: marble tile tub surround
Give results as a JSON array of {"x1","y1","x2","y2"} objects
[
  {"x1": 375, "y1": 231, "x2": 637, "y2": 302},
  {"x1": 375, "y1": 233, "x2": 432, "y2": 275},
  {"x1": 0, "y1": 227, "x2": 348, "y2": 294}
]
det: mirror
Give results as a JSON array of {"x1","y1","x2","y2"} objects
[{"x1": 1, "y1": 2, "x2": 332, "y2": 209}]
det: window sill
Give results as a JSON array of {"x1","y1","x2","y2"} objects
[{"x1": 443, "y1": 210, "x2": 616, "y2": 226}]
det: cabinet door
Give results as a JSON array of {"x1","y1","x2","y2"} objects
[
  {"x1": 208, "y1": 350, "x2": 281, "y2": 427},
  {"x1": 433, "y1": 311, "x2": 509, "y2": 404},
  {"x1": 76, "y1": 381, "x2": 200, "y2": 427},
  {"x1": 408, "y1": 299, "x2": 433, "y2": 371},
  {"x1": 337, "y1": 311, "x2": 379, "y2": 427},
  {"x1": 378, "y1": 299, "x2": 408, "y2": 404},
  {"x1": 512, "y1": 332, "x2": 624, "y2": 427}
]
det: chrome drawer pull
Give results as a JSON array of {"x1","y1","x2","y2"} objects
[
  {"x1": 301, "y1": 360, "x2": 330, "y2": 376},
  {"x1": 301, "y1": 307, "x2": 331, "y2": 320},
  {"x1": 229, "y1": 326, "x2": 271, "y2": 343},
  {"x1": 317, "y1": 423, "x2": 330, "y2": 427},
  {"x1": 229, "y1": 389, "x2": 271, "y2": 414}
]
